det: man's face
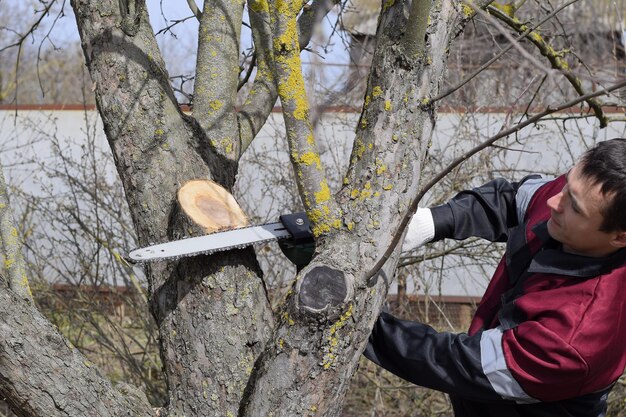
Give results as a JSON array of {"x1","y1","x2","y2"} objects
[{"x1": 546, "y1": 163, "x2": 624, "y2": 257}]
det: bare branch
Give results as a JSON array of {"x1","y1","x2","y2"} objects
[
  {"x1": 486, "y1": 4, "x2": 608, "y2": 127},
  {"x1": 365, "y1": 77, "x2": 626, "y2": 281},
  {"x1": 433, "y1": 0, "x2": 580, "y2": 103},
  {"x1": 237, "y1": 52, "x2": 256, "y2": 90},
  {"x1": 154, "y1": 14, "x2": 196, "y2": 36},
  {"x1": 186, "y1": 0, "x2": 202, "y2": 20}
]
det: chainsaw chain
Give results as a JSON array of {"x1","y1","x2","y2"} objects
[{"x1": 127, "y1": 224, "x2": 289, "y2": 264}]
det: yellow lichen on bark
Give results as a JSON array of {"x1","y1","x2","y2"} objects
[
  {"x1": 299, "y1": 151, "x2": 322, "y2": 169},
  {"x1": 249, "y1": 0, "x2": 269, "y2": 13},
  {"x1": 315, "y1": 180, "x2": 331, "y2": 204},
  {"x1": 460, "y1": 1, "x2": 475, "y2": 18},
  {"x1": 383, "y1": 0, "x2": 395, "y2": 12},
  {"x1": 272, "y1": 0, "x2": 309, "y2": 120},
  {"x1": 274, "y1": 14, "x2": 298, "y2": 51},
  {"x1": 307, "y1": 205, "x2": 343, "y2": 237},
  {"x1": 209, "y1": 100, "x2": 223, "y2": 111},
  {"x1": 275, "y1": 51, "x2": 310, "y2": 121},
  {"x1": 0, "y1": 180, "x2": 33, "y2": 302},
  {"x1": 321, "y1": 304, "x2": 354, "y2": 369},
  {"x1": 492, "y1": 1, "x2": 516, "y2": 17},
  {"x1": 270, "y1": 0, "x2": 343, "y2": 238}
]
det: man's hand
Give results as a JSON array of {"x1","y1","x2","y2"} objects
[{"x1": 402, "y1": 207, "x2": 435, "y2": 252}]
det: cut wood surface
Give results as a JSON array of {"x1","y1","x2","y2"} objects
[{"x1": 177, "y1": 180, "x2": 248, "y2": 233}]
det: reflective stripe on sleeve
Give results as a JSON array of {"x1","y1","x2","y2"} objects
[
  {"x1": 480, "y1": 327, "x2": 539, "y2": 404},
  {"x1": 516, "y1": 177, "x2": 552, "y2": 223}
]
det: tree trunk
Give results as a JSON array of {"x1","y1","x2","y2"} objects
[
  {"x1": 238, "y1": 1, "x2": 480, "y2": 415},
  {"x1": 70, "y1": 1, "x2": 274, "y2": 415},
  {"x1": 0, "y1": 0, "x2": 489, "y2": 415}
]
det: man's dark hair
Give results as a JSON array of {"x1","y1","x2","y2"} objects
[{"x1": 579, "y1": 138, "x2": 626, "y2": 232}]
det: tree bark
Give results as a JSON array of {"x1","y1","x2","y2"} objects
[
  {"x1": 238, "y1": 1, "x2": 479, "y2": 415},
  {"x1": 0, "y1": 165, "x2": 32, "y2": 303},
  {"x1": 70, "y1": 1, "x2": 274, "y2": 416},
  {"x1": 1, "y1": 0, "x2": 488, "y2": 415},
  {"x1": 0, "y1": 287, "x2": 154, "y2": 416}
]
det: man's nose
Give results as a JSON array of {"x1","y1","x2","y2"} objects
[{"x1": 547, "y1": 192, "x2": 563, "y2": 212}]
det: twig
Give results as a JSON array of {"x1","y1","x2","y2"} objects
[
  {"x1": 154, "y1": 15, "x2": 196, "y2": 36},
  {"x1": 238, "y1": 53, "x2": 257, "y2": 91},
  {"x1": 486, "y1": 4, "x2": 607, "y2": 127},
  {"x1": 433, "y1": 0, "x2": 580, "y2": 103}
]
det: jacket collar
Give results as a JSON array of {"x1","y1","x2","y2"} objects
[{"x1": 528, "y1": 221, "x2": 626, "y2": 278}]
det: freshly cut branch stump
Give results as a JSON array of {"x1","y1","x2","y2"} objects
[{"x1": 177, "y1": 180, "x2": 248, "y2": 233}]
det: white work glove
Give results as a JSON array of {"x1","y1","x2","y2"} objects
[{"x1": 401, "y1": 207, "x2": 435, "y2": 252}]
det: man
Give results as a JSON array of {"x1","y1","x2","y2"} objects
[{"x1": 365, "y1": 138, "x2": 626, "y2": 416}]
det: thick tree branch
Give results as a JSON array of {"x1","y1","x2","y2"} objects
[
  {"x1": 0, "y1": 164, "x2": 32, "y2": 303},
  {"x1": 240, "y1": 1, "x2": 474, "y2": 415},
  {"x1": 193, "y1": 0, "x2": 244, "y2": 159},
  {"x1": 0, "y1": 287, "x2": 153, "y2": 416},
  {"x1": 237, "y1": 0, "x2": 278, "y2": 155},
  {"x1": 269, "y1": 0, "x2": 342, "y2": 237},
  {"x1": 403, "y1": 0, "x2": 431, "y2": 57},
  {"x1": 71, "y1": 0, "x2": 206, "y2": 239},
  {"x1": 237, "y1": 0, "x2": 339, "y2": 157},
  {"x1": 72, "y1": 3, "x2": 274, "y2": 416}
]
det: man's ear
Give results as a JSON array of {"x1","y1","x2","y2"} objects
[{"x1": 611, "y1": 231, "x2": 626, "y2": 248}]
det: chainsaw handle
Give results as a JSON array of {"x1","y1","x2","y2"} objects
[
  {"x1": 279, "y1": 212, "x2": 314, "y2": 244},
  {"x1": 278, "y1": 212, "x2": 315, "y2": 271}
]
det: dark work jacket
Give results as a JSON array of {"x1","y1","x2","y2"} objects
[{"x1": 365, "y1": 175, "x2": 626, "y2": 417}]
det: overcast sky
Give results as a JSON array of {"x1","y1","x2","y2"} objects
[{"x1": 0, "y1": 0, "x2": 350, "y2": 97}]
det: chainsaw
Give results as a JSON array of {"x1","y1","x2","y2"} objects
[{"x1": 128, "y1": 212, "x2": 315, "y2": 265}]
